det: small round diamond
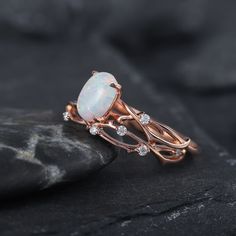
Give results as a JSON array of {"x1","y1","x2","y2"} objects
[
  {"x1": 176, "y1": 149, "x2": 182, "y2": 156},
  {"x1": 139, "y1": 113, "x2": 150, "y2": 125},
  {"x1": 89, "y1": 125, "x2": 99, "y2": 135},
  {"x1": 137, "y1": 144, "x2": 150, "y2": 156},
  {"x1": 116, "y1": 125, "x2": 127, "y2": 136},
  {"x1": 63, "y1": 112, "x2": 70, "y2": 121}
]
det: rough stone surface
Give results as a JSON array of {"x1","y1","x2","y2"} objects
[
  {"x1": 0, "y1": 0, "x2": 72, "y2": 36},
  {"x1": 179, "y1": 34, "x2": 236, "y2": 90},
  {"x1": 0, "y1": 109, "x2": 117, "y2": 198}
]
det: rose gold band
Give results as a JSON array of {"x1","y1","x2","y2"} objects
[{"x1": 66, "y1": 97, "x2": 198, "y2": 163}]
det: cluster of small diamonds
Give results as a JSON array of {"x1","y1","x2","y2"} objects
[{"x1": 63, "y1": 111, "x2": 151, "y2": 156}]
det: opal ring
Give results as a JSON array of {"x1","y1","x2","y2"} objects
[{"x1": 64, "y1": 71, "x2": 198, "y2": 163}]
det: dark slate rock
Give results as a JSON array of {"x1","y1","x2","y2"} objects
[
  {"x1": 176, "y1": 92, "x2": 236, "y2": 155},
  {"x1": 98, "y1": 0, "x2": 206, "y2": 55},
  {"x1": 179, "y1": 34, "x2": 236, "y2": 90},
  {"x1": 0, "y1": 93, "x2": 236, "y2": 236},
  {"x1": 0, "y1": 0, "x2": 207, "y2": 41},
  {"x1": 0, "y1": 0, "x2": 72, "y2": 36},
  {"x1": 0, "y1": 109, "x2": 117, "y2": 198}
]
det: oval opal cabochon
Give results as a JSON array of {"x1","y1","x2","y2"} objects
[{"x1": 77, "y1": 72, "x2": 118, "y2": 121}]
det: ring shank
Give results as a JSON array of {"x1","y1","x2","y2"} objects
[
  {"x1": 114, "y1": 98, "x2": 198, "y2": 153},
  {"x1": 66, "y1": 98, "x2": 198, "y2": 163}
]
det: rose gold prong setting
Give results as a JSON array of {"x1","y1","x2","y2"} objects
[
  {"x1": 92, "y1": 70, "x2": 98, "y2": 75},
  {"x1": 110, "y1": 82, "x2": 122, "y2": 91}
]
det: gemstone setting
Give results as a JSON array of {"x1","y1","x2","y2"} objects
[
  {"x1": 176, "y1": 149, "x2": 182, "y2": 156},
  {"x1": 116, "y1": 125, "x2": 127, "y2": 136},
  {"x1": 137, "y1": 144, "x2": 150, "y2": 156},
  {"x1": 89, "y1": 125, "x2": 100, "y2": 135},
  {"x1": 77, "y1": 72, "x2": 118, "y2": 122},
  {"x1": 139, "y1": 113, "x2": 150, "y2": 125}
]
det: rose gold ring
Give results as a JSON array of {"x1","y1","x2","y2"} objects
[{"x1": 63, "y1": 71, "x2": 198, "y2": 163}]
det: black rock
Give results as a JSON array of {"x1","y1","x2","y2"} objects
[
  {"x1": 0, "y1": 109, "x2": 117, "y2": 198},
  {"x1": 0, "y1": 0, "x2": 72, "y2": 36},
  {"x1": 179, "y1": 34, "x2": 236, "y2": 90},
  {"x1": 100, "y1": 0, "x2": 206, "y2": 52}
]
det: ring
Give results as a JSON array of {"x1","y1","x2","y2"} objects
[{"x1": 63, "y1": 71, "x2": 198, "y2": 163}]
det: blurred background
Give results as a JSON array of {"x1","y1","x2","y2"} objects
[{"x1": 0, "y1": 0, "x2": 235, "y2": 156}]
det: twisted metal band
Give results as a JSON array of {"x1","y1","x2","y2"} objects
[{"x1": 65, "y1": 98, "x2": 198, "y2": 163}]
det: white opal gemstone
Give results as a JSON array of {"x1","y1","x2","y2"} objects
[{"x1": 77, "y1": 72, "x2": 118, "y2": 121}]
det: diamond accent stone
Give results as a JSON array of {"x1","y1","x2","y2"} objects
[
  {"x1": 139, "y1": 113, "x2": 150, "y2": 125},
  {"x1": 63, "y1": 112, "x2": 70, "y2": 121},
  {"x1": 137, "y1": 144, "x2": 150, "y2": 156},
  {"x1": 116, "y1": 125, "x2": 127, "y2": 136},
  {"x1": 176, "y1": 149, "x2": 182, "y2": 156},
  {"x1": 89, "y1": 125, "x2": 99, "y2": 135}
]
